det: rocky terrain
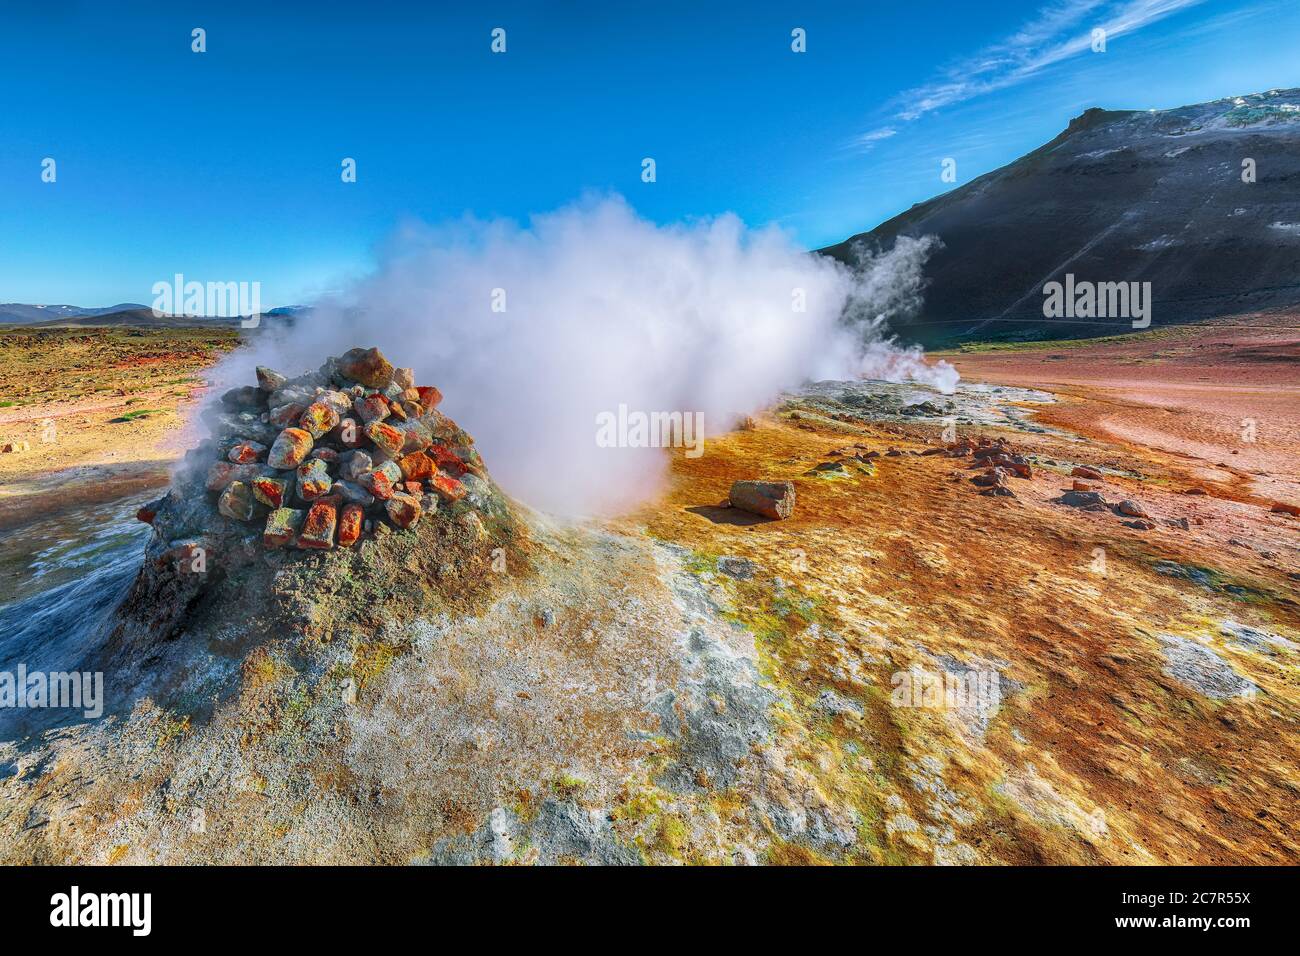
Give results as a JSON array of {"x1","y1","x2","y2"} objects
[
  {"x1": 821, "y1": 89, "x2": 1300, "y2": 345},
  {"x1": 1, "y1": 326, "x2": 1296, "y2": 865},
  {"x1": 0, "y1": 327, "x2": 238, "y2": 530}
]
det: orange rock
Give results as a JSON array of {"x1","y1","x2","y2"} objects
[
  {"x1": 298, "y1": 500, "x2": 338, "y2": 549},
  {"x1": 338, "y1": 347, "x2": 395, "y2": 388},
  {"x1": 428, "y1": 472, "x2": 467, "y2": 502},
  {"x1": 1271, "y1": 502, "x2": 1300, "y2": 517},
  {"x1": 267, "y1": 427, "x2": 314, "y2": 468},
  {"x1": 227, "y1": 441, "x2": 266, "y2": 464},
  {"x1": 296, "y1": 459, "x2": 333, "y2": 501},
  {"x1": 337, "y1": 504, "x2": 364, "y2": 547},
  {"x1": 365, "y1": 420, "x2": 406, "y2": 458},
  {"x1": 398, "y1": 451, "x2": 436, "y2": 481},
  {"x1": 1072, "y1": 466, "x2": 1103, "y2": 480}
]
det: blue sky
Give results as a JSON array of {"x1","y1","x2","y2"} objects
[{"x1": 1, "y1": 0, "x2": 1296, "y2": 307}]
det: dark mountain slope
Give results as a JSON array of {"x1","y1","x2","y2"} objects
[{"x1": 820, "y1": 89, "x2": 1300, "y2": 345}]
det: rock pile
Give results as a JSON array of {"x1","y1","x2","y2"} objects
[
  {"x1": 171, "y1": 346, "x2": 487, "y2": 550},
  {"x1": 943, "y1": 437, "x2": 1033, "y2": 498}
]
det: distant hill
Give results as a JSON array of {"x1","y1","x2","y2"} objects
[
  {"x1": 34, "y1": 309, "x2": 246, "y2": 328},
  {"x1": 0, "y1": 303, "x2": 149, "y2": 325},
  {"x1": 0, "y1": 304, "x2": 310, "y2": 329},
  {"x1": 820, "y1": 89, "x2": 1300, "y2": 345}
]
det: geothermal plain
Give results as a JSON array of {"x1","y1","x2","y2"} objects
[{"x1": 0, "y1": 319, "x2": 1296, "y2": 864}]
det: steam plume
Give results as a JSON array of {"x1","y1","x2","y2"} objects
[{"x1": 210, "y1": 196, "x2": 956, "y2": 515}]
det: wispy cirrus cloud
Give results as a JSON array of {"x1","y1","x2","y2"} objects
[
  {"x1": 854, "y1": 127, "x2": 899, "y2": 150},
  {"x1": 860, "y1": 0, "x2": 1208, "y2": 141}
]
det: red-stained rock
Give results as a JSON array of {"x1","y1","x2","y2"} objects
[
  {"x1": 267, "y1": 427, "x2": 314, "y2": 469},
  {"x1": 365, "y1": 420, "x2": 406, "y2": 458},
  {"x1": 403, "y1": 480, "x2": 423, "y2": 496},
  {"x1": 385, "y1": 492, "x2": 422, "y2": 529},
  {"x1": 361, "y1": 461, "x2": 403, "y2": 500},
  {"x1": 251, "y1": 475, "x2": 289, "y2": 508},
  {"x1": 310, "y1": 447, "x2": 340, "y2": 463},
  {"x1": 297, "y1": 500, "x2": 338, "y2": 549},
  {"x1": 1271, "y1": 501, "x2": 1300, "y2": 517},
  {"x1": 428, "y1": 471, "x2": 467, "y2": 502},
  {"x1": 424, "y1": 443, "x2": 467, "y2": 477},
  {"x1": 1072, "y1": 466, "x2": 1103, "y2": 480},
  {"x1": 136, "y1": 504, "x2": 157, "y2": 524},
  {"x1": 337, "y1": 504, "x2": 364, "y2": 547},
  {"x1": 338, "y1": 347, "x2": 395, "y2": 388},
  {"x1": 299, "y1": 401, "x2": 341, "y2": 439},
  {"x1": 398, "y1": 451, "x2": 436, "y2": 481},
  {"x1": 415, "y1": 385, "x2": 442, "y2": 411},
  {"x1": 227, "y1": 441, "x2": 267, "y2": 464},
  {"x1": 296, "y1": 458, "x2": 333, "y2": 501}
]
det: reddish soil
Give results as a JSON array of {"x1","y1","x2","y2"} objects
[{"x1": 937, "y1": 317, "x2": 1300, "y2": 510}]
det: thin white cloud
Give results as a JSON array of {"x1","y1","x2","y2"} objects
[
  {"x1": 887, "y1": 0, "x2": 1208, "y2": 125},
  {"x1": 855, "y1": 127, "x2": 899, "y2": 149}
]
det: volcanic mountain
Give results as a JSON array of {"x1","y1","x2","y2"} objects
[{"x1": 820, "y1": 89, "x2": 1300, "y2": 345}]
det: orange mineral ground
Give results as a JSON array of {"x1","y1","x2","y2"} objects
[{"x1": 613, "y1": 316, "x2": 1299, "y2": 864}]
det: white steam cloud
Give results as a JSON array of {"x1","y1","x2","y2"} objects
[{"x1": 211, "y1": 196, "x2": 956, "y2": 515}]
